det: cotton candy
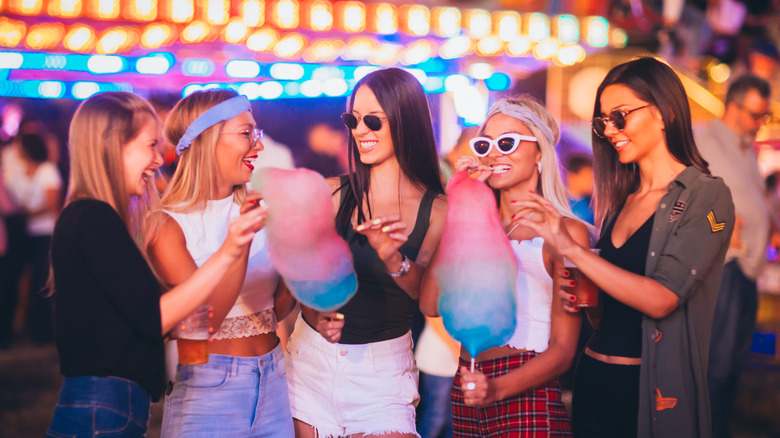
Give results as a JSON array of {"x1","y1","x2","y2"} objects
[
  {"x1": 251, "y1": 168, "x2": 357, "y2": 311},
  {"x1": 433, "y1": 171, "x2": 517, "y2": 357}
]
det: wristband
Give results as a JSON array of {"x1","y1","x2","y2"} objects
[{"x1": 386, "y1": 253, "x2": 410, "y2": 278}]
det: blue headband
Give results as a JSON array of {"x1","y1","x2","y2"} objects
[{"x1": 175, "y1": 95, "x2": 252, "y2": 156}]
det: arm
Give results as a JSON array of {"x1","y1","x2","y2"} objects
[
  {"x1": 26, "y1": 187, "x2": 60, "y2": 218},
  {"x1": 273, "y1": 280, "x2": 297, "y2": 321},
  {"x1": 418, "y1": 245, "x2": 442, "y2": 317},
  {"x1": 460, "y1": 219, "x2": 588, "y2": 406}
]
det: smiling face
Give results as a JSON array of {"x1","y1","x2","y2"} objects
[
  {"x1": 215, "y1": 111, "x2": 263, "y2": 194},
  {"x1": 598, "y1": 84, "x2": 666, "y2": 165},
  {"x1": 122, "y1": 115, "x2": 163, "y2": 197},
  {"x1": 349, "y1": 85, "x2": 395, "y2": 167},
  {"x1": 479, "y1": 113, "x2": 541, "y2": 191}
]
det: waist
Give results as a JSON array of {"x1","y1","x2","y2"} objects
[
  {"x1": 57, "y1": 376, "x2": 150, "y2": 419},
  {"x1": 585, "y1": 347, "x2": 642, "y2": 366},
  {"x1": 192, "y1": 345, "x2": 285, "y2": 373},
  {"x1": 461, "y1": 344, "x2": 531, "y2": 362},
  {"x1": 294, "y1": 314, "x2": 413, "y2": 359},
  {"x1": 208, "y1": 332, "x2": 279, "y2": 357}
]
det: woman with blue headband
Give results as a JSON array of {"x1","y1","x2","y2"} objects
[
  {"x1": 46, "y1": 91, "x2": 266, "y2": 437},
  {"x1": 420, "y1": 95, "x2": 590, "y2": 436},
  {"x1": 146, "y1": 89, "x2": 295, "y2": 437}
]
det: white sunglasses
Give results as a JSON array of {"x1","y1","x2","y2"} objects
[{"x1": 469, "y1": 133, "x2": 537, "y2": 157}]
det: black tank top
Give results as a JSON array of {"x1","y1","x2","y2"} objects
[
  {"x1": 327, "y1": 176, "x2": 435, "y2": 344},
  {"x1": 588, "y1": 212, "x2": 654, "y2": 358}
]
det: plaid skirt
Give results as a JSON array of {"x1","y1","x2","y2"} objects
[{"x1": 451, "y1": 352, "x2": 572, "y2": 438}]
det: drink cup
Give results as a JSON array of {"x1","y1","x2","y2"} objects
[
  {"x1": 176, "y1": 304, "x2": 209, "y2": 365},
  {"x1": 563, "y1": 249, "x2": 600, "y2": 308}
]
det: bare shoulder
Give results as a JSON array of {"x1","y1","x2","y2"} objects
[
  {"x1": 431, "y1": 194, "x2": 447, "y2": 216},
  {"x1": 562, "y1": 216, "x2": 591, "y2": 246},
  {"x1": 148, "y1": 212, "x2": 185, "y2": 252},
  {"x1": 325, "y1": 176, "x2": 344, "y2": 194}
]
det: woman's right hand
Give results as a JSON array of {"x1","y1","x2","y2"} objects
[
  {"x1": 221, "y1": 196, "x2": 268, "y2": 259},
  {"x1": 455, "y1": 155, "x2": 492, "y2": 182},
  {"x1": 556, "y1": 264, "x2": 580, "y2": 313},
  {"x1": 315, "y1": 311, "x2": 345, "y2": 343}
]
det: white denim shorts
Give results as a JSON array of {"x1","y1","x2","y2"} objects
[{"x1": 285, "y1": 315, "x2": 420, "y2": 438}]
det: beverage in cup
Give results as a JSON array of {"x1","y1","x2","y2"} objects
[
  {"x1": 563, "y1": 249, "x2": 600, "y2": 307},
  {"x1": 176, "y1": 304, "x2": 209, "y2": 365}
]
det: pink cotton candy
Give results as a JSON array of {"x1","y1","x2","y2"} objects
[
  {"x1": 434, "y1": 171, "x2": 518, "y2": 357},
  {"x1": 251, "y1": 168, "x2": 357, "y2": 311}
]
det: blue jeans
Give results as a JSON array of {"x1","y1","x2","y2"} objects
[
  {"x1": 708, "y1": 261, "x2": 758, "y2": 438},
  {"x1": 161, "y1": 344, "x2": 293, "y2": 437},
  {"x1": 417, "y1": 372, "x2": 453, "y2": 438},
  {"x1": 47, "y1": 376, "x2": 151, "y2": 438}
]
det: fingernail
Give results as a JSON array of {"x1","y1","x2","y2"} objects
[
  {"x1": 569, "y1": 295, "x2": 576, "y2": 301},
  {"x1": 372, "y1": 218, "x2": 382, "y2": 225},
  {"x1": 356, "y1": 224, "x2": 364, "y2": 231},
  {"x1": 381, "y1": 226, "x2": 390, "y2": 232},
  {"x1": 510, "y1": 200, "x2": 517, "y2": 204},
  {"x1": 573, "y1": 307, "x2": 580, "y2": 311},
  {"x1": 563, "y1": 270, "x2": 569, "y2": 276},
  {"x1": 570, "y1": 280, "x2": 576, "y2": 287},
  {"x1": 250, "y1": 200, "x2": 257, "y2": 204},
  {"x1": 511, "y1": 214, "x2": 517, "y2": 219}
]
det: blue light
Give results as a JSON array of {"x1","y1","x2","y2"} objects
[
  {"x1": 44, "y1": 55, "x2": 67, "y2": 70},
  {"x1": 72, "y1": 82, "x2": 100, "y2": 99},
  {"x1": 258, "y1": 81, "x2": 284, "y2": 99},
  {"x1": 226, "y1": 60, "x2": 260, "y2": 79},
  {"x1": 300, "y1": 80, "x2": 322, "y2": 97},
  {"x1": 415, "y1": 58, "x2": 448, "y2": 74},
  {"x1": 322, "y1": 78, "x2": 348, "y2": 97},
  {"x1": 87, "y1": 55, "x2": 126, "y2": 74},
  {"x1": 423, "y1": 76, "x2": 445, "y2": 93},
  {"x1": 38, "y1": 81, "x2": 65, "y2": 98},
  {"x1": 182, "y1": 59, "x2": 215, "y2": 77},
  {"x1": 312, "y1": 66, "x2": 344, "y2": 81},
  {"x1": 485, "y1": 72, "x2": 511, "y2": 91},
  {"x1": 269, "y1": 63, "x2": 304, "y2": 80},
  {"x1": 284, "y1": 82, "x2": 300, "y2": 97}
]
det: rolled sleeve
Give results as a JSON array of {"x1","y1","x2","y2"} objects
[{"x1": 651, "y1": 180, "x2": 734, "y2": 304}]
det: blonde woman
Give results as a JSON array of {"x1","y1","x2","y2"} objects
[
  {"x1": 420, "y1": 96, "x2": 590, "y2": 437},
  {"x1": 146, "y1": 89, "x2": 294, "y2": 437},
  {"x1": 46, "y1": 91, "x2": 265, "y2": 437}
]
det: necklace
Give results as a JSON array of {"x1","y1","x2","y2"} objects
[{"x1": 506, "y1": 222, "x2": 520, "y2": 237}]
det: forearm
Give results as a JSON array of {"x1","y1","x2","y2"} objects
[
  {"x1": 383, "y1": 251, "x2": 424, "y2": 300},
  {"x1": 491, "y1": 343, "x2": 576, "y2": 401},
  {"x1": 206, "y1": 249, "x2": 250, "y2": 328},
  {"x1": 419, "y1": 250, "x2": 441, "y2": 316},
  {"x1": 565, "y1": 245, "x2": 678, "y2": 319},
  {"x1": 273, "y1": 281, "x2": 297, "y2": 321}
]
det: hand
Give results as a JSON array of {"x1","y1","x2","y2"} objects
[
  {"x1": 222, "y1": 202, "x2": 268, "y2": 258},
  {"x1": 240, "y1": 191, "x2": 265, "y2": 214},
  {"x1": 557, "y1": 264, "x2": 580, "y2": 313},
  {"x1": 455, "y1": 156, "x2": 492, "y2": 182},
  {"x1": 460, "y1": 366, "x2": 497, "y2": 407},
  {"x1": 315, "y1": 311, "x2": 345, "y2": 343},
  {"x1": 355, "y1": 215, "x2": 408, "y2": 264},
  {"x1": 511, "y1": 192, "x2": 581, "y2": 258}
]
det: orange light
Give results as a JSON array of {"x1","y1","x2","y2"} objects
[
  {"x1": 476, "y1": 36, "x2": 502, "y2": 56},
  {"x1": 271, "y1": 0, "x2": 299, "y2": 29},
  {"x1": 86, "y1": 0, "x2": 119, "y2": 19},
  {"x1": 161, "y1": 0, "x2": 193, "y2": 23},
  {"x1": 368, "y1": 3, "x2": 397, "y2": 35},
  {"x1": 507, "y1": 36, "x2": 531, "y2": 56},
  {"x1": 342, "y1": 36, "x2": 375, "y2": 60},
  {"x1": 26, "y1": 23, "x2": 65, "y2": 50},
  {"x1": 401, "y1": 39, "x2": 434, "y2": 65},
  {"x1": 0, "y1": 17, "x2": 27, "y2": 47},
  {"x1": 525, "y1": 12, "x2": 550, "y2": 43},
  {"x1": 124, "y1": 0, "x2": 156, "y2": 21},
  {"x1": 97, "y1": 27, "x2": 140, "y2": 53},
  {"x1": 274, "y1": 32, "x2": 305, "y2": 58},
  {"x1": 202, "y1": 0, "x2": 228, "y2": 25},
  {"x1": 368, "y1": 42, "x2": 401, "y2": 66},
  {"x1": 9, "y1": 0, "x2": 43, "y2": 14},
  {"x1": 431, "y1": 7, "x2": 460, "y2": 38},
  {"x1": 303, "y1": 38, "x2": 344, "y2": 63},
  {"x1": 400, "y1": 5, "x2": 429, "y2": 36},
  {"x1": 493, "y1": 11, "x2": 521, "y2": 42},
  {"x1": 48, "y1": 0, "x2": 83, "y2": 18},
  {"x1": 141, "y1": 23, "x2": 176, "y2": 48},
  {"x1": 246, "y1": 26, "x2": 278, "y2": 51},
  {"x1": 335, "y1": 2, "x2": 365, "y2": 33},
  {"x1": 464, "y1": 9, "x2": 490, "y2": 38},
  {"x1": 181, "y1": 21, "x2": 210, "y2": 43},
  {"x1": 305, "y1": 0, "x2": 333, "y2": 31},
  {"x1": 223, "y1": 18, "x2": 248, "y2": 43},
  {"x1": 241, "y1": 0, "x2": 264, "y2": 27},
  {"x1": 64, "y1": 24, "x2": 96, "y2": 52}
]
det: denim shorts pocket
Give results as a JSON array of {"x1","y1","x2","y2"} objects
[
  {"x1": 93, "y1": 405, "x2": 141, "y2": 436},
  {"x1": 47, "y1": 405, "x2": 92, "y2": 438},
  {"x1": 372, "y1": 347, "x2": 415, "y2": 376},
  {"x1": 179, "y1": 363, "x2": 231, "y2": 390}
]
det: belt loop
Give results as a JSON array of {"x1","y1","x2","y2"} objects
[{"x1": 232, "y1": 356, "x2": 239, "y2": 377}]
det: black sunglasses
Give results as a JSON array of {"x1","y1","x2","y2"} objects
[
  {"x1": 591, "y1": 105, "x2": 650, "y2": 138},
  {"x1": 341, "y1": 112, "x2": 384, "y2": 131}
]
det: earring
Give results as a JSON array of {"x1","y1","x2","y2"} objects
[{"x1": 536, "y1": 161, "x2": 542, "y2": 173}]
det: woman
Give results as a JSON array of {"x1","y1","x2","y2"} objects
[
  {"x1": 516, "y1": 57, "x2": 735, "y2": 438},
  {"x1": 46, "y1": 91, "x2": 266, "y2": 437},
  {"x1": 420, "y1": 96, "x2": 590, "y2": 436},
  {"x1": 286, "y1": 68, "x2": 447, "y2": 438},
  {"x1": 146, "y1": 90, "x2": 295, "y2": 437}
]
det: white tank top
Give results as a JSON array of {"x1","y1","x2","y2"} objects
[
  {"x1": 505, "y1": 237, "x2": 553, "y2": 352},
  {"x1": 164, "y1": 196, "x2": 279, "y2": 339}
]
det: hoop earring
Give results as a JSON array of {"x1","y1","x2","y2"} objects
[{"x1": 537, "y1": 161, "x2": 542, "y2": 173}]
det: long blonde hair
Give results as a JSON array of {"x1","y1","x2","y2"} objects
[{"x1": 67, "y1": 91, "x2": 159, "y2": 237}]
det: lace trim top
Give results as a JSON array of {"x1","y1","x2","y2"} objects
[{"x1": 210, "y1": 308, "x2": 278, "y2": 340}]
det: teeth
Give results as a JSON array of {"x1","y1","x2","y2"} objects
[
  {"x1": 614, "y1": 140, "x2": 629, "y2": 148},
  {"x1": 491, "y1": 164, "x2": 511, "y2": 174},
  {"x1": 360, "y1": 141, "x2": 377, "y2": 149}
]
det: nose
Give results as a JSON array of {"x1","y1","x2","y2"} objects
[
  {"x1": 602, "y1": 119, "x2": 620, "y2": 137},
  {"x1": 152, "y1": 148, "x2": 164, "y2": 168},
  {"x1": 354, "y1": 118, "x2": 370, "y2": 135},
  {"x1": 487, "y1": 143, "x2": 502, "y2": 158},
  {"x1": 253, "y1": 140, "x2": 264, "y2": 152}
]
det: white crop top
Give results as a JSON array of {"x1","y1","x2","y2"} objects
[
  {"x1": 164, "y1": 196, "x2": 279, "y2": 339},
  {"x1": 505, "y1": 237, "x2": 553, "y2": 353}
]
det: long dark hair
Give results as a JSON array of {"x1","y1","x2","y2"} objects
[
  {"x1": 335, "y1": 68, "x2": 444, "y2": 231},
  {"x1": 591, "y1": 57, "x2": 709, "y2": 226}
]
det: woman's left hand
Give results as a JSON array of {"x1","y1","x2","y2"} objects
[
  {"x1": 512, "y1": 193, "x2": 579, "y2": 259},
  {"x1": 460, "y1": 366, "x2": 498, "y2": 407},
  {"x1": 355, "y1": 214, "x2": 408, "y2": 263}
]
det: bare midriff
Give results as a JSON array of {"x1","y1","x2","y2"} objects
[
  {"x1": 585, "y1": 347, "x2": 641, "y2": 366},
  {"x1": 208, "y1": 332, "x2": 279, "y2": 357}
]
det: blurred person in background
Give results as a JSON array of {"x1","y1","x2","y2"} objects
[
  {"x1": 438, "y1": 126, "x2": 479, "y2": 183},
  {"x1": 564, "y1": 154, "x2": 595, "y2": 225},
  {"x1": 8, "y1": 133, "x2": 62, "y2": 344},
  {"x1": 297, "y1": 122, "x2": 348, "y2": 178},
  {"x1": 696, "y1": 74, "x2": 773, "y2": 438}
]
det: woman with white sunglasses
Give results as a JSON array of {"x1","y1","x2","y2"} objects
[{"x1": 421, "y1": 95, "x2": 590, "y2": 436}]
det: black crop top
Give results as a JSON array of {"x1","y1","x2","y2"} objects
[
  {"x1": 588, "y1": 212, "x2": 654, "y2": 358},
  {"x1": 317, "y1": 176, "x2": 435, "y2": 344}
]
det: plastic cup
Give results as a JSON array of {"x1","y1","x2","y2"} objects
[
  {"x1": 563, "y1": 249, "x2": 600, "y2": 308},
  {"x1": 176, "y1": 304, "x2": 209, "y2": 365}
]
